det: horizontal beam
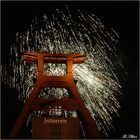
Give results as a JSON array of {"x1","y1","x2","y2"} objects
[{"x1": 23, "y1": 52, "x2": 86, "y2": 64}]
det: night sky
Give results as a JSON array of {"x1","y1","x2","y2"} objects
[{"x1": 1, "y1": 1, "x2": 139, "y2": 139}]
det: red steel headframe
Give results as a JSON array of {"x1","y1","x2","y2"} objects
[{"x1": 9, "y1": 51, "x2": 101, "y2": 139}]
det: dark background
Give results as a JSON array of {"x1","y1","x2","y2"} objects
[{"x1": 1, "y1": 1, "x2": 139, "y2": 139}]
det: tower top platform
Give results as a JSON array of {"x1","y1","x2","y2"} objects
[{"x1": 23, "y1": 51, "x2": 86, "y2": 64}]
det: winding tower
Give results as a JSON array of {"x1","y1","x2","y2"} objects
[{"x1": 10, "y1": 51, "x2": 101, "y2": 139}]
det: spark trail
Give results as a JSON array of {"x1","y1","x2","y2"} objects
[{"x1": 2, "y1": 7, "x2": 123, "y2": 136}]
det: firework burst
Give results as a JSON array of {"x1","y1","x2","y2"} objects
[{"x1": 2, "y1": 7, "x2": 123, "y2": 136}]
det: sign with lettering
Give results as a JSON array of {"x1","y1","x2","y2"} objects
[{"x1": 44, "y1": 118, "x2": 67, "y2": 124}]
